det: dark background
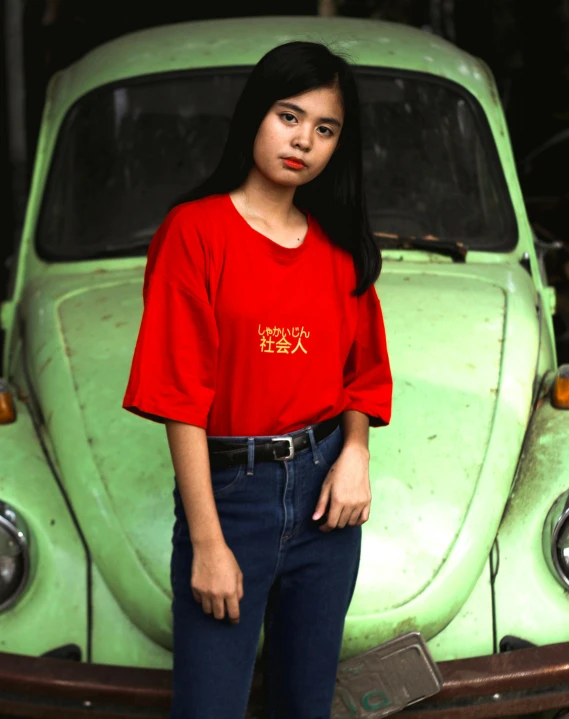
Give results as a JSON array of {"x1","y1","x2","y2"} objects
[{"x1": 2, "y1": 0, "x2": 568, "y2": 319}]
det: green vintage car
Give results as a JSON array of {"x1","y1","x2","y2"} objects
[{"x1": 1, "y1": 15, "x2": 569, "y2": 719}]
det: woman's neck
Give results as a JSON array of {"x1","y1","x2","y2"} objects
[{"x1": 234, "y1": 167, "x2": 300, "y2": 227}]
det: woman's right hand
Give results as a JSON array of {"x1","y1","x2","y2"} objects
[
  {"x1": 165, "y1": 422, "x2": 243, "y2": 624},
  {"x1": 191, "y1": 541, "x2": 244, "y2": 623}
]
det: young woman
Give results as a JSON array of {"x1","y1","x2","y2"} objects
[{"x1": 123, "y1": 41, "x2": 392, "y2": 719}]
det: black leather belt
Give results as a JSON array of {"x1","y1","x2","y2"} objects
[{"x1": 207, "y1": 415, "x2": 341, "y2": 469}]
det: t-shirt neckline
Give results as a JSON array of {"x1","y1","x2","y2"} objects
[{"x1": 223, "y1": 192, "x2": 312, "y2": 263}]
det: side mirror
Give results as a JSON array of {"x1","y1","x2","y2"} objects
[
  {"x1": 532, "y1": 225, "x2": 564, "y2": 258},
  {"x1": 531, "y1": 226, "x2": 565, "y2": 284}
]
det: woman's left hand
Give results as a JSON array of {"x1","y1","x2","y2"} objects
[{"x1": 312, "y1": 444, "x2": 371, "y2": 532}]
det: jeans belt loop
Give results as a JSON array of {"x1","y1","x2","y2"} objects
[
  {"x1": 247, "y1": 438, "x2": 255, "y2": 476},
  {"x1": 306, "y1": 426, "x2": 320, "y2": 465}
]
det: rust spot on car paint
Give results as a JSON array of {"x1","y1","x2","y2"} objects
[
  {"x1": 39, "y1": 356, "x2": 52, "y2": 375},
  {"x1": 93, "y1": 268, "x2": 107, "y2": 274},
  {"x1": 115, "y1": 321, "x2": 127, "y2": 328},
  {"x1": 65, "y1": 346, "x2": 73, "y2": 357},
  {"x1": 392, "y1": 617, "x2": 419, "y2": 636},
  {"x1": 500, "y1": 407, "x2": 558, "y2": 524}
]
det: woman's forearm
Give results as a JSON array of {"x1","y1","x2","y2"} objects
[
  {"x1": 340, "y1": 410, "x2": 370, "y2": 458},
  {"x1": 165, "y1": 420, "x2": 225, "y2": 547}
]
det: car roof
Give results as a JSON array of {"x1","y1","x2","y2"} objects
[{"x1": 50, "y1": 16, "x2": 496, "y2": 113}]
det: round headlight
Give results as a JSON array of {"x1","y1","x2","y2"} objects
[
  {"x1": 543, "y1": 491, "x2": 569, "y2": 589},
  {"x1": 0, "y1": 503, "x2": 30, "y2": 611}
]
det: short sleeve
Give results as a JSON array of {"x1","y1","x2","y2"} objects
[
  {"x1": 122, "y1": 205, "x2": 219, "y2": 427},
  {"x1": 343, "y1": 285, "x2": 392, "y2": 427}
]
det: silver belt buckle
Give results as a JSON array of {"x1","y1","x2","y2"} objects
[{"x1": 272, "y1": 436, "x2": 295, "y2": 460}]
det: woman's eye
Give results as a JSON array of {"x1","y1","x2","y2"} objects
[{"x1": 279, "y1": 113, "x2": 333, "y2": 136}]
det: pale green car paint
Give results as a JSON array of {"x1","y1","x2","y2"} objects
[
  {"x1": 0, "y1": 16, "x2": 565, "y2": 668},
  {"x1": 0, "y1": 393, "x2": 88, "y2": 657},
  {"x1": 494, "y1": 383, "x2": 569, "y2": 646}
]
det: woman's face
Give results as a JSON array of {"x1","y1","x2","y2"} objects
[{"x1": 252, "y1": 85, "x2": 344, "y2": 187}]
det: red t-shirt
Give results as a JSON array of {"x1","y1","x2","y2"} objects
[{"x1": 122, "y1": 193, "x2": 392, "y2": 436}]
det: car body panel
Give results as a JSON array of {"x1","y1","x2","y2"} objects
[
  {"x1": 426, "y1": 559, "x2": 493, "y2": 661},
  {"x1": 345, "y1": 262, "x2": 542, "y2": 654},
  {"x1": 91, "y1": 563, "x2": 172, "y2": 668},
  {"x1": 494, "y1": 392, "x2": 569, "y2": 646},
  {"x1": 19, "y1": 274, "x2": 172, "y2": 647},
  {"x1": 15, "y1": 256, "x2": 540, "y2": 656},
  {"x1": 0, "y1": 393, "x2": 87, "y2": 657}
]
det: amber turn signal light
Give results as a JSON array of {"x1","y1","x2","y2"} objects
[
  {"x1": 552, "y1": 365, "x2": 569, "y2": 409},
  {"x1": 0, "y1": 379, "x2": 15, "y2": 424}
]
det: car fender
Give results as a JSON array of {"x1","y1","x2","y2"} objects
[
  {"x1": 494, "y1": 374, "x2": 569, "y2": 645},
  {"x1": 0, "y1": 392, "x2": 88, "y2": 658}
]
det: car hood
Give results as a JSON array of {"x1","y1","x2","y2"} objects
[{"x1": 21, "y1": 262, "x2": 539, "y2": 654}]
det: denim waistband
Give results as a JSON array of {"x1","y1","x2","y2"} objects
[{"x1": 208, "y1": 418, "x2": 341, "y2": 476}]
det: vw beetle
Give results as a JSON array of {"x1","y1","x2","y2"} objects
[{"x1": 1, "y1": 16, "x2": 569, "y2": 719}]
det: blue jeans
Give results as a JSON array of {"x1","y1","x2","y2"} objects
[{"x1": 170, "y1": 423, "x2": 362, "y2": 719}]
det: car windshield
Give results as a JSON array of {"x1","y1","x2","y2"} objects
[{"x1": 37, "y1": 69, "x2": 516, "y2": 260}]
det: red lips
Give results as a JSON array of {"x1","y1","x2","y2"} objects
[{"x1": 282, "y1": 157, "x2": 306, "y2": 169}]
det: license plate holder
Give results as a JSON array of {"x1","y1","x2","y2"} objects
[{"x1": 331, "y1": 631, "x2": 443, "y2": 718}]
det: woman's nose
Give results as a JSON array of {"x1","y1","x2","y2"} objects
[{"x1": 293, "y1": 131, "x2": 311, "y2": 151}]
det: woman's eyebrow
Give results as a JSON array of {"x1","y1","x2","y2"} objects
[{"x1": 276, "y1": 101, "x2": 342, "y2": 128}]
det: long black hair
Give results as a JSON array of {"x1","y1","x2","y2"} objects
[{"x1": 173, "y1": 41, "x2": 381, "y2": 295}]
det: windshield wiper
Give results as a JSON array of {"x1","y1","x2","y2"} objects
[{"x1": 374, "y1": 232, "x2": 468, "y2": 263}]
